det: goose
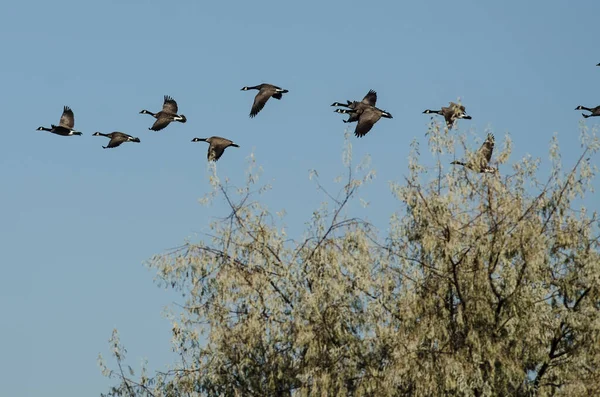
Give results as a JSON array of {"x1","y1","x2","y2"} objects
[
  {"x1": 192, "y1": 136, "x2": 239, "y2": 162},
  {"x1": 451, "y1": 133, "x2": 497, "y2": 173},
  {"x1": 36, "y1": 106, "x2": 82, "y2": 136},
  {"x1": 92, "y1": 132, "x2": 141, "y2": 149},
  {"x1": 334, "y1": 105, "x2": 392, "y2": 138},
  {"x1": 140, "y1": 95, "x2": 187, "y2": 131},
  {"x1": 331, "y1": 89, "x2": 377, "y2": 123},
  {"x1": 241, "y1": 83, "x2": 289, "y2": 118},
  {"x1": 423, "y1": 102, "x2": 472, "y2": 129},
  {"x1": 575, "y1": 105, "x2": 600, "y2": 118}
]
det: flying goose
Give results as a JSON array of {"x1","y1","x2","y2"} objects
[
  {"x1": 331, "y1": 89, "x2": 377, "y2": 123},
  {"x1": 36, "y1": 106, "x2": 82, "y2": 136},
  {"x1": 241, "y1": 83, "x2": 289, "y2": 118},
  {"x1": 92, "y1": 132, "x2": 141, "y2": 149},
  {"x1": 575, "y1": 105, "x2": 600, "y2": 118},
  {"x1": 192, "y1": 136, "x2": 239, "y2": 162},
  {"x1": 140, "y1": 95, "x2": 187, "y2": 131},
  {"x1": 423, "y1": 102, "x2": 472, "y2": 129},
  {"x1": 451, "y1": 133, "x2": 497, "y2": 173},
  {"x1": 334, "y1": 105, "x2": 393, "y2": 138}
]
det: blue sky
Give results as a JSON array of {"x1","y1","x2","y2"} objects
[{"x1": 1, "y1": 1, "x2": 599, "y2": 395}]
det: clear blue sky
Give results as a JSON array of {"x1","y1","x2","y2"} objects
[{"x1": 1, "y1": 1, "x2": 599, "y2": 395}]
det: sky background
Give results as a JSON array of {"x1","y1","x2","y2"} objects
[{"x1": 1, "y1": 0, "x2": 599, "y2": 395}]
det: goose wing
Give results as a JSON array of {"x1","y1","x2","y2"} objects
[
  {"x1": 354, "y1": 107, "x2": 381, "y2": 138},
  {"x1": 361, "y1": 89, "x2": 377, "y2": 106},
  {"x1": 59, "y1": 106, "x2": 75, "y2": 129},
  {"x1": 162, "y1": 95, "x2": 178, "y2": 114},
  {"x1": 150, "y1": 117, "x2": 172, "y2": 131},
  {"x1": 250, "y1": 88, "x2": 274, "y2": 118},
  {"x1": 208, "y1": 144, "x2": 226, "y2": 161},
  {"x1": 476, "y1": 134, "x2": 495, "y2": 166}
]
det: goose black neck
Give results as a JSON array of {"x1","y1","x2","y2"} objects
[{"x1": 451, "y1": 161, "x2": 467, "y2": 166}]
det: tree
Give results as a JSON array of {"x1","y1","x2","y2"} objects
[{"x1": 99, "y1": 122, "x2": 600, "y2": 397}]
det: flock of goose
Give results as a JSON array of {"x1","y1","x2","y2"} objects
[{"x1": 36, "y1": 70, "x2": 600, "y2": 170}]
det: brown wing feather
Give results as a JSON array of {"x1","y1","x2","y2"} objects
[
  {"x1": 105, "y1": 137, "x2": 125, "y2": 148},
  {"x1": 208, "y1": 146, "x2": 226, "y2": 161},
  {"x1": 354, "y1": 108, "x2": 381, "y2": 138},
  {"x1": 362, "y1": 89, "x2": 377, "y2": 106},
  {"x1": 150, "y1": 117, "x2": 172, "y2": 131},
  {"x1": 59, "y1": 106, "x2": 75, "y2": 129},
  {"x1": 477, "y1": 134, "x2": 495, "y2": 164},
  {"x1": 162, "y1": 95, "x2": 178, "y2": 114},
  {"x1": 250, "y1": 90, "x2": 272, "y2": 118}
]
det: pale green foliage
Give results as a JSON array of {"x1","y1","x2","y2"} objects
[{"x1": 101, "y1": 123, "x2": 600, "y2": 397}]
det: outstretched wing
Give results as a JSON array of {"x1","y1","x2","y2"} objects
[
  {"x1": 442, "y1": 108, "x2": 455, "y2": 129},
  {"x1": 448, "y1": 102, "x2": 467, "y2": 116},
  {"x1": 208, "y1": 145, "x2": 226, "y2": 161},
  {"x1": 105, "y1": 136, "x2": 126, "y2": 148},
  {"x1": 362, "y1": 89, "x2": 377, "y2": 106},
  {"x1": 150, "y1": 117, "x2": 172, "y2": 131},
  {"x1": 250, "y1": 89, "x2": 272, "y2": 118},
  {"x1": 476, "y1": 133, "x2": 495, "y2": 165},
  {"x1": 162, "y1": 95, "x2": 178, "y2": 114},
  {"x1": 354, "y1": 107, "x2": 381, "y2": 138},
  {"x1": 59, "y1": 106, "x2": 75, "y2": 129}
]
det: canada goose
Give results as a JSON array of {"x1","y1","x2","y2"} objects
[
  {"x1": 423, "y1": 102, "x2": 472, "y2": 129},
  {"x1": 451, "y1": 133, "x2": 497, "y2": 173},
  {"x1": 140, "y1": 95, "x2": 187, "y2": 131},
  {"x1": 191, "y1": 136, "x2": 240, "y2": 162},
  {"x1": 331, "y1": 89, "x2": 377, "y2": 123},
  {"x1": 334, "y1": 105, "x2": 393, "y2": 138},
  {"x1": 241, "y1": 83, "x2": 289, "y2": 118},
  {"x1": 575, "y1": 105, "x2": 600, "y2": 118},
  {"x1": 36, "y1": 106, "x2": 82, "y2": 136},
  {"x1": 92, "y1": 132, "x2": 141, "y2": 149}
]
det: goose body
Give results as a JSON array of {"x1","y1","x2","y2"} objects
[
  {"x1": 241, "y1": 83, "x2": 289, "y2": 118},
  {"x1": 451, "y1": 133, "x2": 497, "y2": 173},
  {"x1": 423, "y1": 102, "x2": 472, "y2": 129},
  {"x1": 575, "y1": 105, "x2": 600, "y2": 118},
  {"x1": 92, "y1": 132, "x2": 141, "y2": 149},
  {"x1": 334, "y1": 105, "x2": 393, "y2": 138},
  {"x1": 332, "y1": 89, "x2": 377, "y2": 123},
  {"x1": 192, "y1": 136, "x2": 239, "y2": 161},
  {"x1": 36, "y1": 106, "x2": 82, "y2": 136},
  {"x1": 140, "y1": 95, "x2": 187, "y2": 131}
]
